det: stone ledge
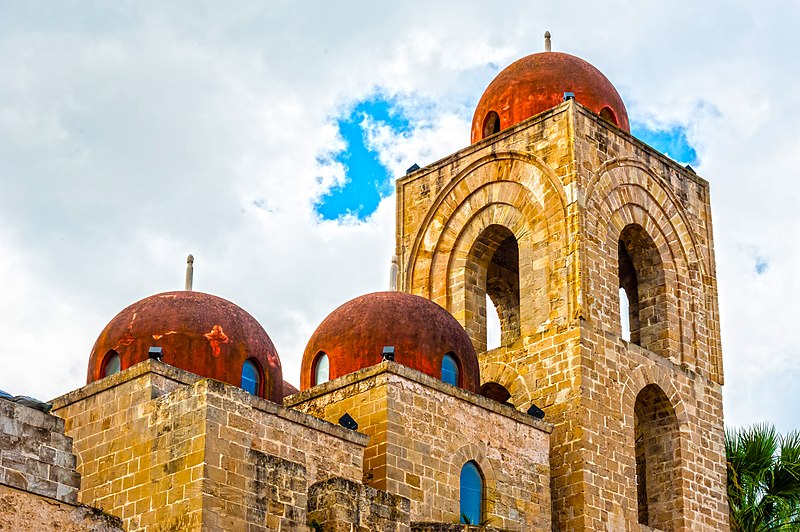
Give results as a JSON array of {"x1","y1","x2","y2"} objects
[
  {"x1": 285, "y1": 361, "x2": 553, "y2": 434},
  {"x1": 399, "y1": 99, "x2": 708, "y2": 190},
  {"x1": 0, "y1": 482, "x2": 123, "y2": 531},
  {"x1": 50, "y1": 359, "x2": 368, "y2": 447},
  {"x1": 200, "y1": 379, "x2": 369, "y2": 446},
  {"x1": 578, "y1": 317, "x2": 721, "y2": 388},
  {"x1": 50, "y1": 359, "x2": 201, "y2": 410}
]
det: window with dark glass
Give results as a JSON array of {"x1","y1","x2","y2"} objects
[
  {"x1": 482, "y1": 111, "x2": 501, "y2": 138},
  {"x1": 103, "y1": 350, "x2": 120, "y2": 378},
  {"x1": 460, "y1": 460, "x2": 483, "y2": 524},
  {"x1": 241, "y1": 359, "x2": 260, "y2": 395},
  {"x1": 314, "y1": 352, "x2": 329, "y2": 386},
  {"x1": 441, "y1": 353, "x2": 459, "y2": 386}
]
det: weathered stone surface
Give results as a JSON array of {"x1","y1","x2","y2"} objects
[
  {"x1": 308, "y1": 476, "x2": 410, "y2": 532},
  {"x1": 51, "y1": 360, "x2": 367, "y2": 531},
  {"x1": 0, "y1": 483, "x2": 123, "y2": 531},
  {"x1": 396, "y1": 100, "x2": 728, "y2": 531},
  {"x1": 0, "y1": 397, "x2": 79, "y2": 504},
  {"x1": 290, "y1": 362, "x2": 552, "y2": 531}
]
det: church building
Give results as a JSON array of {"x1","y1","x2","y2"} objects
[{"x1": 0, "y1": 35, "x2": 729, "y2": 531}]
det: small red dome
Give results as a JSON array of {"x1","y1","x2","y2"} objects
[
  {"x1": 471, "y1": 51, "x2": 629, "y2": 143},
  {"x1": 88, "y1": 291, "x2": 283, "y2": 403},
  {"x1": 300, "y1": 292, "x2": 480, "y2": 392}
]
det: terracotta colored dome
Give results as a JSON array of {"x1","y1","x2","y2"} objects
[
  {"x1": 300, "y1": 292, "x2": 480, "y2": 392},
  {"x1": 471, "y1": 51, "x2": 629, "y2": 143},
  {"x1": 87, "y1": 291, "x2": 283, "y2": 403}
]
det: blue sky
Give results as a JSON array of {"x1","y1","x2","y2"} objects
[{"x1": 316, "y1": 95, "x2": 412, "y2": 220}]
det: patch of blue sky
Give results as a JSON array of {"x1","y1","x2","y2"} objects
[
  {"x1": 754, "y1": 256, "x2": 769, "y2": 275},
  {"x1": 316, "y1": 94, "x2": 412, "y2": 221},
  {"x1": 631, "y1": 123, "x2": 698, "y2": 166}
]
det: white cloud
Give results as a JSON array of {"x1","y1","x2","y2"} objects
[{"x1": 0, "y1": 1, "x2": 798, "y2": 434}]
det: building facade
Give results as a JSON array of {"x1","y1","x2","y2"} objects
[{"x1": 1, "y1": 42, "x2": 728, "y2": 531}]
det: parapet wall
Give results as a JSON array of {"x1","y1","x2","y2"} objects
[
  {"x1": 288, "y1": 361, "x2": 552, "y2": 531},
  {"x1": 51, "y1": 360, "x2": 369, "y2": 531},
  {"x1": 0, "y1": 397, "x2": 80, "y2": 504},
  {"x1": 0, "y1": 483, "x2": 123, "y2": 531}
]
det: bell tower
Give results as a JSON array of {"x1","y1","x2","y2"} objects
[{"x1": 396, "y1": 38, "x2": 728, "y2": 531}]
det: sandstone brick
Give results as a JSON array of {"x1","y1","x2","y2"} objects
[{"x1": 395, "y1": 102, "x2": 728, "y2": 531}]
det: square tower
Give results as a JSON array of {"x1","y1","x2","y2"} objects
[{"x1": 396, "y1": 99, "x2": 728, "y2": 530}]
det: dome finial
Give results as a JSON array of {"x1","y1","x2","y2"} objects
[
  {"x1": 185, "y1": 254, "x2": 194, "y2": 291},
  {"x1": 544, "y1": 31, "x2": 551, "y2": 52},
  {"x1": 389, "y1": 255, "x2": 399, "y2": 291}
]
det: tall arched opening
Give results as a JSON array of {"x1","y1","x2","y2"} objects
[
  {"x1": 634, "y1": 384, "x2": 683, "y2": 530},
  {"x1": 618, "y1": 223, "x2": 668, "y2": 356},
  {"x1": 464, "y1": 224, "x2": 520, "y2": 353}
]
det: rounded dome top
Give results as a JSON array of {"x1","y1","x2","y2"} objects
[
  {"x1": 300, "y1": 292, "x2": 480, "y2": 392},
  {"x1": 88, "y1": 291, "x2": 283, "y2": 403},
  {"x1": 471, "y1": 51, "x2": 629, "y2": 143}
]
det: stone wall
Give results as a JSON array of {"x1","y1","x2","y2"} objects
[
  {"x1": 288, "y1": 362, "x2": 552, "y2": 531},
  {"x1": 308, "y1": 476, "x2": 410, "y2": 532},
  {"x1": 395, "y1": 101, "x2": 728, "y2": 531},
  {"x1": 0, "y1": 397, "x2": 80, "y2": 504},
  {"x1": 51, "y1": 360, "x2": 368, "y2": 531},
  {"x1": 0, "y1": 483, "x2": 123, "y2": 531}
]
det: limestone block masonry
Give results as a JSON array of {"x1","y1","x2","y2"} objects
[
  {"x1": 0, "y1": 397, "x2": 123, "y2": 531},
  {"x1": 396, "y1": 100, "x2": 728, "y2": 531},
  {"x1": 287, "y1": 361, "x2": 553, "y2": 531},
  {"x1": 51, "y1": 360, "x2": 375, "y2": 531},
  {"x1": 0, "y1": 396, "x2": 80, "y2": 503}
]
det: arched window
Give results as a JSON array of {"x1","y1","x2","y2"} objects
[
  {"x1": 313, "y1": 352, "x2": 329, "y2": 386},
  {"x1": 102, "y1": 350, "x2": 120, "y2": 378},
  {"x1": 599, "y1": 106, "x2": 618, "y2": 127},
  {"x1": 634, "y1": 384, "x2": 682, "y2": 530},
  {"x1": 241, "y1": 358, "x2": 261, "y2": 396},
  {"x1": 441, "y1": 353, "x2": 459, "y2": 386},
  {"x1": 618, "y1": 224, "x2": 668, "y2": 357},
  {"x1": 465, "y1": 225, "x2": 521, "y2": 353},
  {"x1": 482, "y1": 111, "x2": 501, "y2": 138},
  {"x1": 459, "y1": 461, "x2": 483, "y2": 524}
]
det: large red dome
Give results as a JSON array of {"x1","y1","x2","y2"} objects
[
  {"x1": 87, "y1": 291, "x2": 283, "y2": 403},
  {"x1": 471, "y1": 51, "x2": 629, "y2": 143},
  {"x1": 300, "y1": 292, "x2": 480, "y2": 392}
]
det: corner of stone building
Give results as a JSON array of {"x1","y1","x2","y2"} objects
[{"x1": 0, "y1": 396, "x2": 124, "y2": 531}]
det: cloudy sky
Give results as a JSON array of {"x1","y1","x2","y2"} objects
[{"x1": 1, "y1": 1, "x2": 797, "y2": 433}]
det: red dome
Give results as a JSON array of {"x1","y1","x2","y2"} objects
[
  {"x1": 471, "y1": 51, "x2": 629, "y2": 143},
  {"x1": 300, "y1": 292, "x2": 480, "y2": 392},
  {"x1": 88, "y1": 291, "x2": 283, "y2": 403}
]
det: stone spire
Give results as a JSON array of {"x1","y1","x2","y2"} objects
[{"x1": 544, "y1": 31, "x2": 551, "y2": 52}]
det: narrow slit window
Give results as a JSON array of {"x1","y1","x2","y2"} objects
[
  {"x1": 441, "y1": 353, "x2": 459, "y2": 386},
  {"x1": 460, "y1": 461, "x2": 483, "y2": 524},
  {"x1": 103, "y1": 350, "x2": 120, "y2": 378},
  {"x1": 482, "y1": 111, "x2": 501, "y2": 138},
  {"x1": 314, "y1": 352, "x2": 329, "y2": 386},
  {"x1": 599, "y1": 106, "x2": 618, "y2": 126},
  {"x1": 241, "y1": 359, "x2": 261, "y2": 395}
]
